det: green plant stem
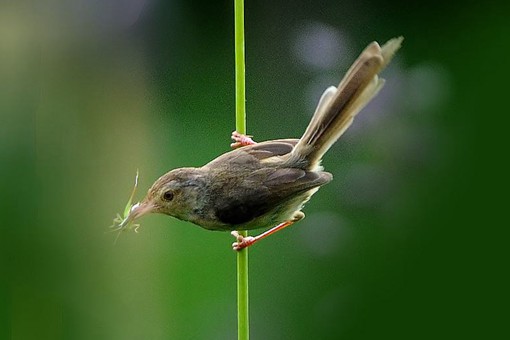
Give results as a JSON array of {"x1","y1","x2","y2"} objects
[
  {"x1": 234, "y1": 0, "x2": 249, "y2": 339},
  {"x1": 235, "y1": 0, "x2": 246, "y2": 135},
  {"x1": 237, "y1": 240, "x2": 249, "y2": 340}
]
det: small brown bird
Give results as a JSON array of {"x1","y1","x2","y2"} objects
[{"x1": 116, "y1": 37, "x2": 402, "y2": 250}]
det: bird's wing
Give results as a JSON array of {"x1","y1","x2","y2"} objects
[
  {"x1": 240, "y1": 139, "x2": 299, "y2": 161},
  {"x1": 204, "y1": 139, "x2": 299, "y2": 170},
  {"x1": 213, "y1": 167, "x2": 332, "y2": 226}
]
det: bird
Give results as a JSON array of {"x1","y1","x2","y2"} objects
[{"x1": 114, "y1": 37, "x2": 403, "y2": 250}]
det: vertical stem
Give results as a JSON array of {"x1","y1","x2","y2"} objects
[
  {"x1": 234, "y1": 0, "x2": 246, "y2": 135},
  {"x1": 237, "y1": 240, "x2": 249, "y2": 340},
  {"x1": 234, "y1": 0, "x2": 249, "y2": 339}
]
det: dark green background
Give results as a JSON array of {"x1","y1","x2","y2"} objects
[{"x1": 1, "y1": 0, "x2": 507, "y2": 339}]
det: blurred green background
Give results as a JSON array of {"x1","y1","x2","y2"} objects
[{"x1": 1, "y1": 0, "x2": 507, "y2": 339}]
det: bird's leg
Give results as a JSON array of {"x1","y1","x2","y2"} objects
[
  {"x1": 231, "y1": 131, "x2": 257, "y2": 149},
  {"x1": 231, "y1": 212, "x2": 305, "y2": 251}
]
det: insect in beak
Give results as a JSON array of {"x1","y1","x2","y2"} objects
[{"x1": 110, "y1": 170, "x2": 150, "y2": 234}]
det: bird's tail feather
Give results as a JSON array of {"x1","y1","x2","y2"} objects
[{"x1": 291, "y1": 37, "x2": 403, "y2": 170}]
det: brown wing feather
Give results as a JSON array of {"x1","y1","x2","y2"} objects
[
  {"x1": 213, "y1": 166, "x2": 331, "y2": 225},
  {"x1": 204, "y1": 139, "x2": 299, "y2": 170},
  {"x1": 246, "y1": 139, "x2": 299, "y2": 160}
]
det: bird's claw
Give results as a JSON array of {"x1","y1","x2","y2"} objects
[
  {"x1": 231, "y1": 231, "x2": 255, "y2": 251},
  {"x1": 231, "y1": 131, "x2": 256, "y2": 149}
]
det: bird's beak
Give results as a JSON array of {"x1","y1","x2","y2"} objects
[{"x1": 119, "y1": 201, "x2": 154, "y2": 228}]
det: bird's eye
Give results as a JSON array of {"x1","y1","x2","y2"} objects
[{"x1": 162, "y1": 191, "x2": 174, "y2": 201}]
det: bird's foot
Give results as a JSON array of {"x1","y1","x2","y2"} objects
[
  {"x1": 231, "y1": 131, "x2": 256, "y2": 149},
  {"x1": 230, "y1": 217, "x2": 301, "y2": 251},
  {"x1": 231, "y1": 231, "x2": 256, "y2": 251}
]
